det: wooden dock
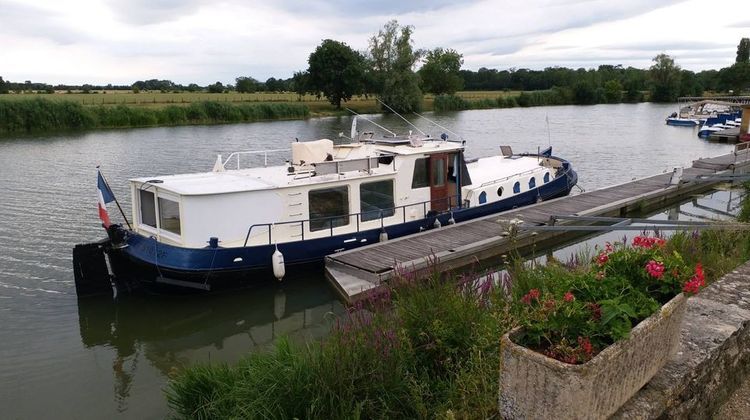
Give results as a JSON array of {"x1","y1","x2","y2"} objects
[{"x1": 325, "y1": 148, "x2": 750, "y2": 303}]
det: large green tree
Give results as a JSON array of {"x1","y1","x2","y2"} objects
[
  {"x1": 418, "y1": 48, "x2": 464, "y2": 95},
  {"x1": 368, "y1": 20, "x2": 424, "y2": 113},
  {"x1": 307, "y1": 39, "x2": 365, "y2": 109},
  {"x1": 0, "y1": 76, "x2": 8, "y2": 94},
  {"x1": 235, "y1": 76, "x2": 259, "y2": 93},
  {"x1": 737, "y1": 38, "x2": 750, "y2": 63},
  {"x1": 649, "y1": 54, "x2": 681, "y2": 102}
]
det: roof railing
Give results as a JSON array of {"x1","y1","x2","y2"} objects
[{"x1": 222, "y1": 149, "x2": 290, "y2": 170}]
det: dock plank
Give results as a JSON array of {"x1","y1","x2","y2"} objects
[{"x1": 326, "y1": 150, "x2": 750, "y2": 303}]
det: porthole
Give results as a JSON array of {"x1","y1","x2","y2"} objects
[
  {"x1": 479, "y1": 191, "x2": 487, "y2": 204},
  {"x1": 497, "y1": 186, "x2": 504, "y2": 197}
]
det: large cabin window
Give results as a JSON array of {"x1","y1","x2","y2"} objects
[
  {"x1": 360, "y1": 180, "x2": 395, "y2": 222},
  {"x1": 411, "y1": 158, "x2": 429, "y2": 188},
  {"x1": 158, "y1": 197, "x2": 181, "y2": 235},
  {"x1": 309, "y1": 186, "x2": 350, "y2": 231},
  {"x1": 139, "y1": 189, "x2": 157, "y2": 228}
]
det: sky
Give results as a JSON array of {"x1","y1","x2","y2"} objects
[{"x1": 1, "y1": 0, "x2": 749, "y2": 85}]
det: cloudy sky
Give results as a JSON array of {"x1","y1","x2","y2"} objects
[{"x1": 1, "y1": 0, "x2": 748, "y2": 85}]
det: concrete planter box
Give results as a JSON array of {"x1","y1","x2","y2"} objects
[{"x1": 499, "y1": 293, "x2": 687, "y2": 420}]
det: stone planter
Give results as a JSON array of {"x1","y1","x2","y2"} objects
[{"x1": 499, "y1": 293, "x2": 687, "y2": 420}]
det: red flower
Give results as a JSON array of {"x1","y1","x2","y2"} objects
[
  {"x1": 564, "y1": 291, "x2": 575, "y2": 302},
  {"x1": 683, "y1": 279, "x2": 701, "y2": 294},
  {"x1": 596, "y1": 252, "x2": 609, "y2": 266},
  {"x1": 605, "y1": 242, "x2": 614, "y2": 253},
  {"x1": 543, "y1": 299, "x2": 556, "y2": 310},
  {"x1": 577, "y1": 336, "x2": 593, "y2": 356},
  {"x1": 632, "y1": 235, "x2": 666, "y2": 250},
  {"x1": 694, "y1": 263, "x2": 705, "y2": 282},
  {"x1": 645, "y1": 260, "x2": 665, "y2": 279},
  {"x1": 521, "y1": 288, "x2": 541, "y2": 304},
  {"x1": 587, "y1": 303, "x2": 602, "y2": 321}
]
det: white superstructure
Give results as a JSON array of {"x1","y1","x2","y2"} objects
[{"x1": 129, "y1": 136, "x2": 558, "y2": 249}]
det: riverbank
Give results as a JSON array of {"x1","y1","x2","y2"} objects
[
  {"x1": 0, "y1": 89, "x2": 647, "y2": 134},
  {"x1": 166, "y1": 228, "x2": 750, "y2": 419}
]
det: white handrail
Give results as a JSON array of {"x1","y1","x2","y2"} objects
[{"x1": 222, "y1": 149, "x2": 290, "y2": 169}]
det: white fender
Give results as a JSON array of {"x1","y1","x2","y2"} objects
[
  {"x1": 379, "y1": 230, "x2": 388, "y2": 242},
  {"x1": 272, "y1": 246, "x2": 285, "y2": 281},
  {"x1": 434, "y1": 218, "x2": 442, "y2": 228}
]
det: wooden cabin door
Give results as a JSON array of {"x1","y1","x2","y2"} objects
[{"x1": 429, "y1": 153, "x2": 450, "y2": 212}]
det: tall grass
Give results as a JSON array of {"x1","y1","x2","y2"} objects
[
  {"x1": 167, "y1": 226, "x2": 750, "y2": 419},
  {"x1": 166, "y1": 272, "x2": 514, "y2": 419},
  {"x1": 0, "y1": 98, "x2": 310, "y2": 133}
]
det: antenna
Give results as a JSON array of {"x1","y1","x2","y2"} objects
[
  {"x1": 345, "y1": 108, "x2": 398, "y2": 137},
  {"x1": 376, "y1": 99, "x2": 426, "y2": 136},
  {"x1": 412, "y1": 111, "x2": 464, "y2": 142}
]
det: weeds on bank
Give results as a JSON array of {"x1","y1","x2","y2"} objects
[{"x1": 166, "y1": 228, "x2": 750, "y2": 419}]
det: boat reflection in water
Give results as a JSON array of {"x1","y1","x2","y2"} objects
[{"x1": 76, "y1": 269, "x2": 343, "y2": 411}]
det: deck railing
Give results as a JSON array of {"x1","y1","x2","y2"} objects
[
  {"x1": 243, "y1": 195, "x2": 461, "y2": 246},
  {"x1": 222, "y1": 149, "x2": 290, "y2": 170}
]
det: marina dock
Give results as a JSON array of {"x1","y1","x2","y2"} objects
[{"x1": 325, "y1": 147, "x2": 750, "y2": 303}]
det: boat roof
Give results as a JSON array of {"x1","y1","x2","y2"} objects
[{"x1": 131, "y1": 139, "x2": 462, "y2": 196}]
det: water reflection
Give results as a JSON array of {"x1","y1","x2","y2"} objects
[{"x1": 76, "y1": 271, "x2": 343, "y2": 412}]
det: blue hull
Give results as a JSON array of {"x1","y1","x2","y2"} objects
[
  {"x1": 666, "y1": 118, "x2": 699, "y2": 127},
  {"x1": 108, "y1": 161, "x2": 577, "y2": 289}
]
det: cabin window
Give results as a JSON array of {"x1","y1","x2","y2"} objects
[
  {"x1": 479, "y1": 191, "x2": 487, "y2": 204},
  {"x1": 360, "y1": 180, "x2": 395, "y2": 222},
  {"x1": 432, "y1": 158, "x2": 446, "y2": 187},
  {"x1": 139, "y1": 189, "x2": 157, "y2": 228},
  {"x1": 513, "y1": 182, "x2": 521, "y2": 194},
  {"x1": 412, "y1": 158, "x2": 429, "y2": 188},
  {"x1": 544, "y1": 172, "x2": 550, "y2": 183},
  {"x1": 158, "y1": 197, "x2": 181, "y2": 235},
  {"x1": 309, "y1": 186, "x2": 349, "y2": 231},
  {"x1": 529, "y1": 177, "x2": 536, "y2": 189},
  {"x1": 497, "y1": 186, "x2": 504, "y2": 197}
]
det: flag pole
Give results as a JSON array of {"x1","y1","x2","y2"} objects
[{"x1": 97, "y1": 166, "x2": 132, "y2": 230}]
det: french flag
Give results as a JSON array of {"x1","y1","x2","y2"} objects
[{"x1": 97, "y1": 170, "x2": 115, "y2": 228}]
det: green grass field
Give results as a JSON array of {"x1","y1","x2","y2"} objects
[{"x1": 0, "y1": 90, "x2": 522, "y2": 113}]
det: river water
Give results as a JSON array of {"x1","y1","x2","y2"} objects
[{"x1": 0, "y1": 103, "x2": 737, "y2": 418}]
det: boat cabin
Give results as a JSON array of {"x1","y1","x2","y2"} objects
[{"x1": 129, "y1": 136, "x2": 556, "y2": 249}]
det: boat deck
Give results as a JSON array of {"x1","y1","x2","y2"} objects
[{"x1": 325, "y1": 149, "x2": 750, "y2": 303}]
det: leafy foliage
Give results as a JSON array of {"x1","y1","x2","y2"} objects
[
  {"x1": 512, "y1": 235, "x2": 704, "y2": 364},
  {"x1": 306, "y1": 39, "x2": 366, "y2": 108},
  {"x1": 419, "y1": 48, "x2": 464, "y2": 95},
  {"x1": 737, "y1": 37, "x2": 750, "y2": 63},
  {"x1": 649, "y1": 53, "x2": 682, "y2": 102},
  {"x1": 368, "y1": 20, "x2": 424, "y2": 113}
]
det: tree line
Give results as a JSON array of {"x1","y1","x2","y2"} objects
[{"x1": 1, "y1": 29, "x2": 748, "y2": 109}]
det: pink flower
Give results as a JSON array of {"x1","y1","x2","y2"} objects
[
  {"x1": 596, "y1": 252, "x2": 609, "y2": 266},
  {"x1": 564, "y1": 291, "x2": 575, "y2": 302},
  {"x1": 605, "y1": 242, "x2": 614, "y2": 253},
  {"x1": 596, "y1": 270, "x2": 605, "y2": 280},
  {"x1": 645, "y1": 260, "x2": 665, "y2": 279},
  {"x1": 543, "y1": 299, "x2": 556, "y2": 310}
]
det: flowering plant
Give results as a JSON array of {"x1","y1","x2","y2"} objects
[{"x1": 513, "y1": 235, "x2": 705, "y2": 364}]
